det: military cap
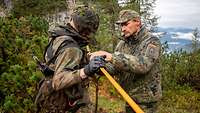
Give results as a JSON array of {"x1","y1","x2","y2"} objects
[{"x1": 116, "y1": 9, "x2": 140, "y2": 24}]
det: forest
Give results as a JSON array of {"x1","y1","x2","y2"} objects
[{"x1": 0, "y1": 0, "x2": 200, "y2": 113}]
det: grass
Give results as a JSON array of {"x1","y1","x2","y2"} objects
[
  {"x1": 89, "y1": 79, "x2": 200, "y2": 113},
  {"x1": 89, "y1": 78, "x2": 124, "y2": 113},
  {"x1": 157, "y1": 86, "x2": 200, "y2": 113},
  {"x1": 98, "y1": 95, "x2": 124, "y2": 113}
]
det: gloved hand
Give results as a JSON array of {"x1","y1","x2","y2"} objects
[{"x1": 84, "y1": 56, "x2": 106, "y2": 76}]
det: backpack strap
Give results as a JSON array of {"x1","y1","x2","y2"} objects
[{"x1": 45, "y1": 37, "x2": 79, "y2": 66}]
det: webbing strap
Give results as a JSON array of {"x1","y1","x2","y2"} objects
[{"x1": 45, "y1": 38, "x2": 79, "y2": 66}]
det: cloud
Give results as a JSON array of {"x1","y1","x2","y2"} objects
[
  {"x1": 154, "y1": 0, "x2": 200, "y2": 28},
  {"x1": 168, "y1": 42, "x2": 180, "y2": 45},
  {"x1": 171, "y1": 32, "x2": 195, "y2": 40}
]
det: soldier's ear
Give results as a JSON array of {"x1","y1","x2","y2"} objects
[{"x1": 135, "y1": 19, "x2": 141, "y2": 28}]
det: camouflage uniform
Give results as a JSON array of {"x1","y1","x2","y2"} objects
[
  {"x1": 107, "y1": 10, "x2": 162, "y2": 113},
  {"x1": 35, "y1": 6, "x2": 99, "y2": 113},
  {"x1": 36, "y1": 24, "x2": 94, "y2": 113}
]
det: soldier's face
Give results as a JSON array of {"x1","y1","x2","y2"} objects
[{"x1": 121, "y1": 19, "x2": 141, "y2": 38}]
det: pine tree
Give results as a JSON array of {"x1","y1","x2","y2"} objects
[
  {"x1": 140, "y1": 0, "x2": 159, "y2": 31},
  {"x1": 192, "y1": 27, "x2": 200, "y2": 52}
]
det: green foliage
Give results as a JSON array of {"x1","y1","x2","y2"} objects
[
  {"x1": 157, "y1": 85, "x2": 200, "y2": 113},
  {"x1": 1, "y1": 1, "x2": 200, "y2": 113},
  {"x1": 161, "y1": 50, "x2": 200, "y2": 90},
  {"x1": 158, "y1": 49, "x2": 200, "y2": 113},
  {"x1": 192, "y1": 28, "x2": 200, "y2": 52},
  {"x1": 98, "y1": 96, "x2": 124, "y2": 113},
  {"x1": 12, "y1": 0, "x2": 67, "y2": 16},
  {"x1": 92, "y1": 1, "x2": 120, "y2": 52},
  {"x1": 0, "y1": 16, "x2": 48, "y2": 112},
  {"x1": 0, "y1": 1, "x2": 4, "y2": 8},
  {"x1": 122, "y1": 1, "x2": 140, "y2": 13},
  {"x1": 28, "y1": 16, "x2": 49, "y2": 32},
  {"x1": 95, "y1": 13, "x2": 115, "y2": 52}
]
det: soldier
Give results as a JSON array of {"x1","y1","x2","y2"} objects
[
  {"x1": 35, "y1": 5, "x2": 105, "y2": 113},
  {"x1": 90, "y1": 9, "x2": 162, "y2": 113}
]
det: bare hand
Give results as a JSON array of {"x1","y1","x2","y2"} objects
[{"x1": 90, "y1": 51, "x2": 112, "y2": 62}]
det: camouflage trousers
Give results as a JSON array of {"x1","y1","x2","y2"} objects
[
  {"x1": 35, "y1": 89, "x2": 94, "y2": 113},
  {"x1": 125, "y1": 102, "x2": 158, "y2": 113}
]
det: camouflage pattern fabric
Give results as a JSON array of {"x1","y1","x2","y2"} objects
[
  {"x1": 106, "y1": 26, "x2": 162, "y2": 113},
  {"x1": 36, "y1": 25, "x2": 92, "y2": 113},
  {"x1": 116, "y1": 9, "x2": 140, "y2": 24}
]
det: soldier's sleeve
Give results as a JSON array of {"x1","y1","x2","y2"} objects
[
  {"x1": 104, "y1": 62, "x2": 117, "y2": 75},
  {"x1": 104, "y1": 40, "x2": 124, "y2": 75},
  {"x1": 111, "y1": 37, "x2": 161, "y2": 74},
  {"x1": 52, "y1": 47, "x2": 83, "y2": 91}
]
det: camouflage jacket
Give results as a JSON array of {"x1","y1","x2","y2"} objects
[
  {"x1": 36, "y1": 24, "x2": 90, "y2": 112},
  {"x1": 107, "y1": 26, "x2": 162, "y2": 104}
]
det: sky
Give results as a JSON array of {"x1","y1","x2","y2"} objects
[{"x1": 154, "y1": 0, "x2": 200, "y2": 29}]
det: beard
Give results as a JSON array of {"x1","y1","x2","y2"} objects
[{"x1": 121, "y1": 32, "x2": 132, "y2": 38}]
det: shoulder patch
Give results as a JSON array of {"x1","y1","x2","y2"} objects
[
  {"x1": 148, "y1": 43, "x2": 157, "y2": 48},
  {"x1": 145, "y1": 43, "x2": 159, "y2": 60}
]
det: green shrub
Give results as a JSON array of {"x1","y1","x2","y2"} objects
[
  {"x1": 161, "y1": 49, "x2": 200, "y2": 90},
  {"x1": 0, "y1": 16, "x2": 48, "y2": 112},
  {"x1": 12, "y1": 0, "x2": 67, "y2": 16}
]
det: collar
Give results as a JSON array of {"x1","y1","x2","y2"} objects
[{"x1": 59, "y1": 24, "x2": 89, "y2": 47}]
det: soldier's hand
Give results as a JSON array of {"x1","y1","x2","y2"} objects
[
  {"x1": 84, "y1": 56, "x2": 106, "y2": 76},
  {"x1": 90, "y1": 51, "x2": 112, "y2": 62}
]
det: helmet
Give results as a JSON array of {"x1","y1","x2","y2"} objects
[{"x1": 71, "y1": 5, "x2": 99, "y2": 37}]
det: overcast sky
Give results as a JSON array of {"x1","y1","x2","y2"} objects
[{"x1": 154, "y1": 0, "x2": 200, "y2": 29}]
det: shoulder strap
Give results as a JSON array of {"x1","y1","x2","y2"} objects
[
  {"x1": 45, "y1": 37, "x2": 79, "y2": 66},
  {"x1": 43, "y1": 38, "x2": 55, "y2": 63}
]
